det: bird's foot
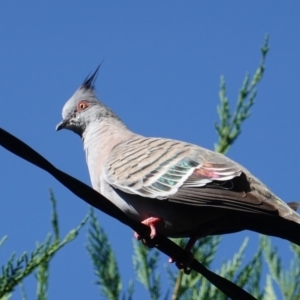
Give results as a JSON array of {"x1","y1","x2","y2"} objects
[
  {"x1": 168, "y1": 236, "x2": 198, "y2": 274},
  {"x1": 134, "y1": 217, "x2": 161, "y2": 247},
  {"x1": 175, "y1": 253, "x2": 194, "y2": 275},
  {"x1": 169, "y1": 252, "x2": 194, "y2": 274}
]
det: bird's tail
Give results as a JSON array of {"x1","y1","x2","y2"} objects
[{"x1": 241, "y1": 211, "x2": 300, "y2": 246}]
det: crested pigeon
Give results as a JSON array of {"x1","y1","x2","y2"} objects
[{"x1": 56, "y1": 66, "x2": 300, "y2": 253}]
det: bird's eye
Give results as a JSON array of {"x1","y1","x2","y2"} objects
[{"x1": 77, "y1": 101, "x2": 89, "y2": 111}]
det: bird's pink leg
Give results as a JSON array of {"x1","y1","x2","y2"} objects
[
  {"x1": 135, "y1": 219, "x2": 197, "y2": 274},
  {"x1": 134, "y1": 217, "x2": 162, "y2": 240}
]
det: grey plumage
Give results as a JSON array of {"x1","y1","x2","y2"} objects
[{"x1": 57, "y1": 66, "x2": 300, "y2": 248}]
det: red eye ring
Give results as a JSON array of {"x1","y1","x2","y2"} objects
[{"x1": 77, "y1": 101, "x2": 89, "y2": 111}]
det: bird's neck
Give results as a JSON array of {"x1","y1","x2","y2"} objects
[{"x1": 82, "y1": 119, "x2": 136, "y2": 189}]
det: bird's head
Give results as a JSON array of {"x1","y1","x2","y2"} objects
[{"x1": 56, "y1": 64, "x2": 118, "y2": 136}]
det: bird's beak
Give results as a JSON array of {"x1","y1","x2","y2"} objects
[{"x1": 56, "y1": 119, "x2": 69, "y2": 131}]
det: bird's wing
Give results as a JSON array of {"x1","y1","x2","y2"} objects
[
  {"x1": 104, "y1": 136, "x2": 299, "y2": 221},
  {"x1": 104, "y1": 136, "x2": 240, "y2": 197}
]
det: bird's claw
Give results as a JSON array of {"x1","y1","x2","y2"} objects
[
  {"x1": 134, "y1": 217, "x2": 161, "y2": 245},
  {"x1": 176, "y1": 264, "x2": 192, "y2": 275},
  {"x1": 169, "y1": 235, "x2": 198, "y2": 274},
  {"x1": 169, "y1": 248, "x2": 195, "y2": 275}
]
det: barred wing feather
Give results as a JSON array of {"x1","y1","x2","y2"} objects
[
  {"x1": 104, "y1": 137, "x2": 241, "y2": 199},
  {"x1": 104, "y1": 136, "x2": 300, "y2": 223}
]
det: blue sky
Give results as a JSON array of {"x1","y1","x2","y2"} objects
[{"x1": 1, "y1": 2, "x2": 300, "y2": 299}]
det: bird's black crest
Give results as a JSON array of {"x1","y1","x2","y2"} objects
[{"x1": 81, "y1": 61, "x2": 104, "y2": 90}]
